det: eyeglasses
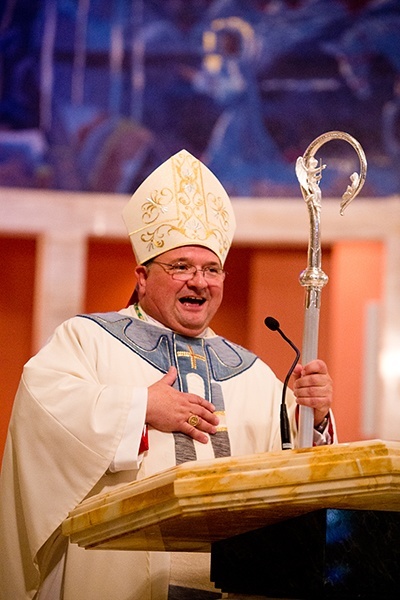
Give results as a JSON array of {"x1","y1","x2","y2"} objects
[{"x1": 150, "y1": 261, "x2": 226, "y2": 282}]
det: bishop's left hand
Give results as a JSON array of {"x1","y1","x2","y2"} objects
[{"x1": 292, "y1": 359, "x2": 333, "y2": 427}]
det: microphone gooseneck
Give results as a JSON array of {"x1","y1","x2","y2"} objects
[{"x1": 264, "y1": 316, "x2": 301, "y2": 450}]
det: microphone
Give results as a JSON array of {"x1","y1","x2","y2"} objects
[{"x1": 264, "y1": 316, "x2": 301, "y2": 450}]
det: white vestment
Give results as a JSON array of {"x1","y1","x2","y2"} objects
[{"x1": 0, "y1": 305, "x2": 331, "y2": 599}]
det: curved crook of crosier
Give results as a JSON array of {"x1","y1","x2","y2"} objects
[{"x1": 299, "y1": 129, "x2": 368, "y2": 215}]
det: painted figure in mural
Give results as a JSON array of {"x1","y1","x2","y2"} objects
[
  {"x1": 0, "y1": 150, "x2": 334, "y2": 600},
  {"x1": 193, "y1": 16, "x2": 294, "y2": 196},
  {"x1": 190, "y1": 0, "x2": 349, "y2": 195}
]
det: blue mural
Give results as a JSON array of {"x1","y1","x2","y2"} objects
[{"x1": 0, "y1": 0, "x2": 399, "y2": 196}]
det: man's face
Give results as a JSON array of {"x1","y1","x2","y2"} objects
[{"x1": 135, "y1": 246, "x2": 225, "y2": 336}]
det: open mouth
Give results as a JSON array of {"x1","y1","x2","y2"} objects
[{"x1": 179, "y1": 296, "x2": 206, "y2": 306}]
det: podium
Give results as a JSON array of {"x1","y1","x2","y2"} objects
[{"x1": 62, "y1": 440, "x2": 400, "y2": 598}]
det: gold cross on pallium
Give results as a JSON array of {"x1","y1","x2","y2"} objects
[{"x1": 176, "y1": 345, "x2": 206, "y2": 369}]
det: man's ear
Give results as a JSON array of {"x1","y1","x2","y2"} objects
[{"x1": 135, "y1": 264, "x2": 148, "y2": 294}]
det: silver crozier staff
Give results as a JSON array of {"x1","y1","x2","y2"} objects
[{"x1": 295, "y1": 131, "x2": 367, "y2": 448}]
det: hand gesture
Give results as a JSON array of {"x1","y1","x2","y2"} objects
[{"x1": 146, "y1": 366, "x2": 219, "y2": 443}]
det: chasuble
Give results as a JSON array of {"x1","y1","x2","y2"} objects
[{"x1": 0, "y1": 304, "x2": 302, "y2": 599}]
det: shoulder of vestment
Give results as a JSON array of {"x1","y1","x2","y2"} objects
[{"x1": 78, "y1": 312, "x2": 258, "y2": 381}]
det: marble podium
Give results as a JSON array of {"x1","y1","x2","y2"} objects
[{"x1": 63, "y1": 440, "x2": 400, "y2": 598}]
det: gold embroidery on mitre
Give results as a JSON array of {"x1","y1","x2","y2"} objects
[
  {"x1": 139, "y1": 152, "x2": 232, "y2": 260},
  {"x1": 122, "y1": 149, "x2": 235, "y2": 264}
]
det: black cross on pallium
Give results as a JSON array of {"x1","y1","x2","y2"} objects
[{"x1": 176, "y1": 344, "x2": 206, "y2": 370}]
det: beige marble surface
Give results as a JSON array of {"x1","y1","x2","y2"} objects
[{"x1": 62, "y1": 440, "x2": 400, "y2": 552}]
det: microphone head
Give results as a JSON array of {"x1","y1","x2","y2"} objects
[{"x1": 264, "y1": 316, "x2": 280, "y2": 331}]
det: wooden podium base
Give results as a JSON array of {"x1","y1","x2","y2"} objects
[{"x1": 212, "y1": 508, "x2": 400, "y2": 599}]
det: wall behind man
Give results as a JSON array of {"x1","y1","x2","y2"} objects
[
  {"x1": 0, "y1": 217, "x2": 385, "y2": 461},
  {"x1": 0, "y1": 236, "x2": 36, "y2": 452}
]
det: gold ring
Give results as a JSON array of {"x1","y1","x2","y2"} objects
[{"x1": 187, "y1": 414, "x2": 200, "y2": 427}]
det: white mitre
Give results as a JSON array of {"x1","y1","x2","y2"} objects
[{"x1": 122, "y1": 149, "x2": 236, "y2": 265}]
